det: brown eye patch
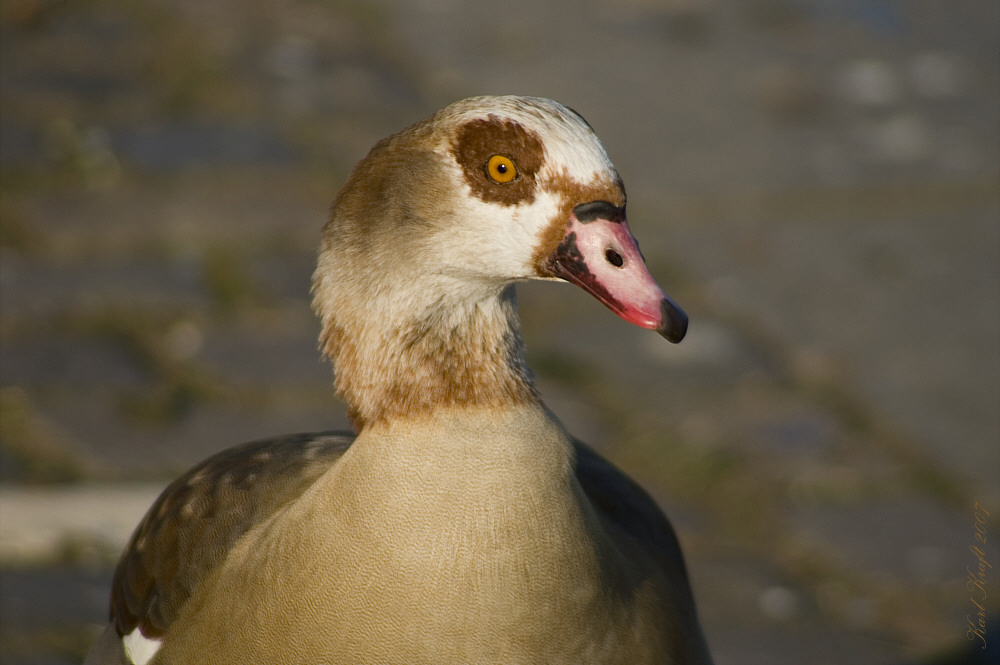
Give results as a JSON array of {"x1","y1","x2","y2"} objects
[{"x1": 452, "y1": 115, "x2": 544, "y2": 206}]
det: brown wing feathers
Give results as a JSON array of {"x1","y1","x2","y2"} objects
[{"x1": 110, "y1": 432, "x2": 353, "y2": 638}]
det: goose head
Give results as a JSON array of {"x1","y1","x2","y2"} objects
[{"x1": 313, "y1": 96, "x2": 687, "y2": 428}]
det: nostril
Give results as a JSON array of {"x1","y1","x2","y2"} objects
[{"x1": 605, "y1": 248, "x2": 624, "y2": 268}]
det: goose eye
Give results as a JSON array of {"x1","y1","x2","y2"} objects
[{"x1": 486, "y1": 155, "x2": 517, "y2": 183}]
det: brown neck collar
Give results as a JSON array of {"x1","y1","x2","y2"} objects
[{"x1": 320, "y1": 286, "x2": 539, "y2": 431}]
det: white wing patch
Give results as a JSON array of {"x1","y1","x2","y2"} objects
[{"x1": 123, "y1": 628, "x2": 161, "y2": 665}]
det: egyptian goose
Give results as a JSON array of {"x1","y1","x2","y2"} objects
[{"x1": 85, "y1": 96, "x2": 712, "y2": 665}]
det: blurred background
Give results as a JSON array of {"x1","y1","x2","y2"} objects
[{"x1": 0, "y1": 0, "x2": 997, "y2": 663}]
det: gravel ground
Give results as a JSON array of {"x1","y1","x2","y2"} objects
[{"x1": 1, "y1": 1, "x2": 998, "y2": 663}]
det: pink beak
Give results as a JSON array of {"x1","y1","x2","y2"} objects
[{"x1": 543, "y1": 201, "x2": 688, "y2": 343}]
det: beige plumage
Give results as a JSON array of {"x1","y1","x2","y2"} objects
[{"x1": 85, "y1": 96, "x2": 712, "y2": 664}]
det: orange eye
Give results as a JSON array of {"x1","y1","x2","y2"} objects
[{"x1": 486, "y1": 155, "x2": 517, "y2": 183}]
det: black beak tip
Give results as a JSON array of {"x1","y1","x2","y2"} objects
[{"x1": 658, "y1": 298, "x2": 688, "y2": 344}]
